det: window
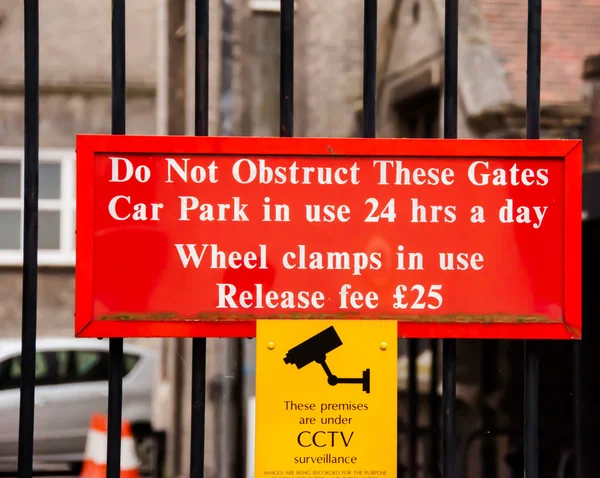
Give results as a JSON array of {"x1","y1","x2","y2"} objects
[
  {"x1": 249, "y1": 0, "x2": 297, "y2": 13},
  {"x1": 72, "y1": 350, "x2": 140, "y2": 383},
  {"x1": 75, "y1": 351, "x2": 110, "y2": 382},
  {"x1": 124, "y1": 354, "x2": 140, "y2": 374},
  {"x1": 0, "y1": 148, "x2": 76, "y2": 266},
  {"x1": 0, "y1": 351, "x2": 70, "y2": 390},
  {"x1": 0, "y1": 350, "x2": 140, "y2": 390}
]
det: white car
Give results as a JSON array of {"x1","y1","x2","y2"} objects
[{"x1": 0, "y1": 338, "x2": 157, "y2": 473}]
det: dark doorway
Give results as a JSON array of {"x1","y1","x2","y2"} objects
[{"x1": 395, "y1": 88, "x2": 440, "y2": 139}]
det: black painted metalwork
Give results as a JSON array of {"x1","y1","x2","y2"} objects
[
  {"x1": 442, "y1": 0, "x2": 458, "y2": 474},
  {"x1": 18, "y1": 1, "x2": 39, "y2": 476},
  {"x1": 429, "y1": 339, "x2": 439, "y2": 477},
  {"x1": 16, "y1": 1, "x2": 585, "y2": 477},
  {"x1": 191, "y1": 2, "x2": 210, "y2": 477},
  {"x1": 408, "y1": 340, "x2": 418, "y2": 478},
  {"x1": 480, "y1": 341, "x2": 498, "y2": 478},
  {"x1": 107, "y1": 1, "x2": 126, "y2": 476},
  {"x1": 191, "y1": 339, "x2": 207, "y2": 478},
  {"x1": 574, "y1": 341, "x2": 583, "y2": 478},
  {"x1": 280, "y1": 0, "x2": 294, "y2": 137},
  {"x1": 524, "y1": 0, "x2": 542, "y2": 474},
  {"x1": 363, "y1": 0, "x2": 377, "y2": 139}
]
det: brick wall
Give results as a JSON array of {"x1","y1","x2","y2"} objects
[{"x1": 479, "y1": 0, "x2": 600, "y2": 104}]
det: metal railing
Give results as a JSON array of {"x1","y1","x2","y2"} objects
[{"x1": 15, "y1": 0, "x2": 584, "y2": 477}]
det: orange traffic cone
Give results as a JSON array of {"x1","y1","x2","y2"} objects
[{"x1": 80, "y1": 413, "x2": 139, "y2": 478}]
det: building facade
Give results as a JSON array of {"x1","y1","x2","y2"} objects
[
  {"x1": 0, "y1": 1, "x2": 225, "y2": 476},
  {"x1": 0, "y1": 0, "x2": 158, "y2": 333},
  {"x1": 231, "y1": 1, "x2": 600, "y2": 477}
]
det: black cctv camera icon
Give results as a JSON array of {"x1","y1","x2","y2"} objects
[{"x1": 283, "y1": 326, "x2": 370, "y2": 394}]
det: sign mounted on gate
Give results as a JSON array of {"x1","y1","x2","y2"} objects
[
  {"x1": 75, "y1": 135, "x2": 582, "y2": 339},
  {"x1": 254, "y1": 320, "x2": 397, "y2": 478}
]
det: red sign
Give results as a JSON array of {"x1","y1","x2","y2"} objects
[{"x1": 75, "y1": 135, "x2": 582, "y2": 339}]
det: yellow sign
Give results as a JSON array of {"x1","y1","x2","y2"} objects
[{"x1": 255, "y1": 320, "x2": 397, "y2": 478}]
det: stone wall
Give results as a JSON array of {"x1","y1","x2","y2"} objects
[
  {"x1": 0, "y1": 0, "x2": 156, "y2": 85},
  {"x1": 0, "y1": 270, "x2": 75, "y2": 338}
]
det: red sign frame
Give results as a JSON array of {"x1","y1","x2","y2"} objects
[{"x1": 75, "y1": 135, "x2": 581, "y2": 340}]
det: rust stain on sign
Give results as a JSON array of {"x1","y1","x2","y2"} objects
[{"x1": 97, "y1": 312, "x2": 557, "y2": 324}]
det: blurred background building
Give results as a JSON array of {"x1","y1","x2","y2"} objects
[{"x1": 1, "y1": 0, "x2": 600, "y2": 477}]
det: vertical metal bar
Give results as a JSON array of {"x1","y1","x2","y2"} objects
[
  {"x1": 574, "y1": 341, "x2": 583, "y2": 478},
  {"x1": 191, "y1": 2, "x2": 210, "y2": 478},
  {"x1": 408, "y1": 340, "x2": 419, "y2": 478},
  {"x1": 195, "y1": 0, "x2": 210, "y2": 137},
  {"x1": 443, "y1": 0, "x2": 458, "y2": 140},
  {"x1": 429, "y1": 339, "x2": 439, "y2": 478},
  {"x1": 112, "y1": 0, "x2": 126, "y2": 135},
  {"x1": 442, "y1": 340, "x2": 456, "y2": 478},
  {"x1": 361, "y1": 0, "x2": 382, "y2": 461},
  {"x1": 363, "y1": 0, "x2": 377, "y2": 138},
  {"x1": 234, "y1": 340, "x2": 247, "y2": 478},
  {"x1": 480, "y1": 341, "x2": 498, "y2": 478},
  {"x1": 191, "y1": 339, "x2": 207, "y2": 478},
  {"x1": 18, "y1": 2, "x2": 39, "y2": 477},
  {"x1": 107, "y1": 340, "x2": 124, "y2": 478},
  {"x1": 172, "y1": 339, "x2": 185, "y2": 477},
  {"x1": 524, "y1": 0, "x2": 541, "y2": 475},
  {"x1": 525, "y1": 0, "x2": 542, "y2": 141},
  {"x1": 280, "y1": 0, "x2": 294, "y2": 137},
  {"x1": 442, "y1": 0, "x2": 458, "y2": 475},
  {"x1": 107, "y1": 1, "x2": 126, "y2": 477}
]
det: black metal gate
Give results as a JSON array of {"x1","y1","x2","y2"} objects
[{"x1": 15, "y1": 0, "x2": 584, "y2": 477}]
